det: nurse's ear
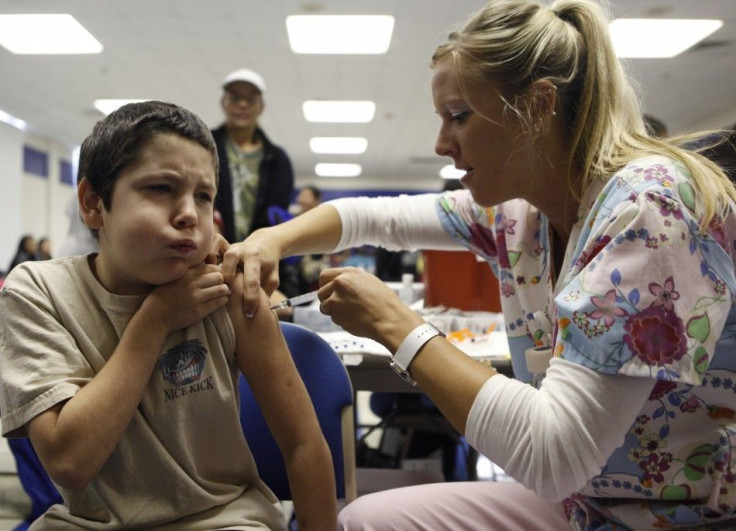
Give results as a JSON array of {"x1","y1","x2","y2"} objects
[
  {"x1": 529, "y1": 79, "x2": 558, "y2": 133},
  {"x1": 78, "y1": 178, "x2": 104, "y2": 230}
]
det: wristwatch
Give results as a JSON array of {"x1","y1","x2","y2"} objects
[{"x1": 389, "y1": 322, "x2": 445, "y2": 385}]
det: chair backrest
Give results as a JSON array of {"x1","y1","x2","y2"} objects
[{"x1": 238, "y1": 322, "x2": 356, "y2": 504}]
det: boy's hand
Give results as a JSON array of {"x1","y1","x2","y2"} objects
[{"x1": 146, "y1": 263, "x2": 231, "y2": 333}]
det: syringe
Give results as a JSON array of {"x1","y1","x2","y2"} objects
[{"x1": 269, "y1": 290, "x2": 320, "y2": 311}]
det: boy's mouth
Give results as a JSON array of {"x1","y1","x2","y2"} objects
[{"x1": 169, "y1": 240, "x2": 197, "y2": 254}]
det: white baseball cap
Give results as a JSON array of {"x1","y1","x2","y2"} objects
[{"x1": 222, "y1": 68, "x2": 266, "y2": 94}]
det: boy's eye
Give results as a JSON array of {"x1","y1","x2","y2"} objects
[
  {"x1": 148, "y1": 184, "x2": 171, "y2": 192},
  {"x1": 197, "y1": 192, "x2": 214, "y2": 203}
]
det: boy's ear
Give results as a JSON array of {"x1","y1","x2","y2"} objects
[{"x1": 78, "y1": 178, "x2": 104, "y2": 230}]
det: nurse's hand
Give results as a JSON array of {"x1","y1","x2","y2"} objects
[
  {"x1": 207, "y1": 233, "x2": 229, "y2": 265},
  {"x1": 317, "y1": 267, "x2": 424, "y2": 350},
  {"x1": 221, "y1": 230, "x2": 282, "y2": 318}
]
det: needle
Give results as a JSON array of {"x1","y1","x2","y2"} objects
[{"x1": 269, "y1": 290, "x2": 320, "y2": 311}]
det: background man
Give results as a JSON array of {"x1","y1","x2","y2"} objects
[{"x1": 212, "y1": 68, "x2": 294, "y2": 243}]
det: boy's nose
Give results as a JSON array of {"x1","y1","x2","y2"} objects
[{"x1": 174, "y1": 199, "x2": 197, "y2": 228}]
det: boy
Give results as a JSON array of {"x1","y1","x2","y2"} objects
[{"x1": 0, "y1": 101, "x2": 336, "y2": 530}]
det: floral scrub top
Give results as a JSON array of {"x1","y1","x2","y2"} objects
[{"x1": 436, "y1": 155, "x2": 736, "y2": 529}]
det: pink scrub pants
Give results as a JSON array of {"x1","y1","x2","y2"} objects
[{"x1": 338, "y1": 481, "x2": 570, "y2": 530}]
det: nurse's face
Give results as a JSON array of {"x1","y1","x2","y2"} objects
[{"x1": 433, "y1": 56, "x2": 533, "y2": 207}]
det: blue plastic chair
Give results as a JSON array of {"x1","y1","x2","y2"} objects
[
  {"x1": 239, "y1": 322, "x2": 357, "y2": 505},
  {"x1": 7, "y1": 438, "x2": 62, "y2": 531}
]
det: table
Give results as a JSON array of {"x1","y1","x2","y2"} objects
[
  {"x1": 317, "y1": 329, "x2": 512, "y2": 483},
  {"x1": 319, "y1": 329, "x2": 514, "y2": 393},
  {"x1": 348, "y1": 354, "x2": 512, "y2": 392},
  {"x1": 315, "y1": 316, "x2": 512, "y2": 484},
  {"x1": 343, "y1": 354, "x2": 513, "y2": 393}
]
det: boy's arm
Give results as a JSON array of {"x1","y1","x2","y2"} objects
[
  {"x1": 27, "y1": 264, "x2": 229, "y2": 491},
  {"x1": 228, "y1": 279, "x2": 337, "y2": 531}
]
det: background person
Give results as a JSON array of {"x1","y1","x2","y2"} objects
[
  {"x1": 295, "y1": 184, "x2": 322, "y2": 215},
  {"x1": 270, "y1": 185, "x2": 326, "y2": 318},
  {"x1": 212, "y1": 68, "x2": 296, "y2": 300},
  {"x1": 35, "y1": 237, "x2": 51, "y2": 261},
  {"x1": 6, "y1": 235, "x2": 36, "y2": 274},
  {"x1": 224, "y1": 0, "x2": 736, "y2": 528},
  {"x1": 294, "y1": 185, "x2": 331, "y2": 293},
  {"x1": 212, "y1": 68, "x2": 294, "y2": 242}
]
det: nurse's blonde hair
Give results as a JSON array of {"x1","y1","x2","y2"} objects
[{"x1": 432, "y1": 0, "x2": 735, "y2": 228}]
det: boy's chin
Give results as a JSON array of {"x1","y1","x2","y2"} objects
[
  {"x1": 172, "y1": 253, "x2": 207, "y2": 268},
  {"x1": 154, "y1": 262, "x2": 196, "y2": 284}
]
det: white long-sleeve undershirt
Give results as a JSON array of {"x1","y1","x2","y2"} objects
[
  {"x1": 331, "y1": 193, "x2": 657, "y2": 502},
  {"x1": 467, "y1": 358, "x2": 655, "y2": 501},
  {"x1": 329, "y1": 194, "x2": 463, "y2": 252}
]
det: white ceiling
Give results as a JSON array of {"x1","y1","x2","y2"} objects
[{"x1": 1, "y1": 0, "x2": 735, "y2": 187}]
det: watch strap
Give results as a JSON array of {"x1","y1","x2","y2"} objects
[{"x1": 390, "y1": 322, "x2": 444, "y2": 385}]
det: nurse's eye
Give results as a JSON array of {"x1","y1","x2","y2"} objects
[{"x1": 451, "y1": 111, "x2": 469, "y2": 123}]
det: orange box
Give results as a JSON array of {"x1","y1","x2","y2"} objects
[{"x1": 422, "y1": 250, "x2": 501, "y2": 312}]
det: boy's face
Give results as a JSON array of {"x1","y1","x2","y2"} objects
[{"x1": 86, "y1": 133, "x2": 217, "y2": 295}]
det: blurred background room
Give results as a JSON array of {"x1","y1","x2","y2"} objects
[{"x1": 0, "y1": 0, "x2": 735, "y2": 528}]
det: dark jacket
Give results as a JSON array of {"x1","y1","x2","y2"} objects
[{"x1": 211, "y1": 124, "x2": 294, "y2": 243}]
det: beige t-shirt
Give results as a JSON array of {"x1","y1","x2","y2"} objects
[{"x1": 0, "y1": 255, "x2": 285, "y2": 530}]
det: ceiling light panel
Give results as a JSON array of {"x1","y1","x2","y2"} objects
[
  {"x1": 303, "y1": 101, "x2": 376, "y2": 123},
  {"x1": 0, "y1": 14, "x2": 103, "y2": 54},
  {"x1": 0, "y1": 109, "x2": 26, "y2": 130},
  {"x1": 310, "y1": 137, "x2": 368, "y2": 154},
  {"x1": 315, "y1": 163, "x2": 362, "y2": 178},
  {"x1": 610, "y1": 18, "x2": 723, "y2": 58},
  {"x1": 287, "y1": 15, "x2": 394, "y2": 54}
]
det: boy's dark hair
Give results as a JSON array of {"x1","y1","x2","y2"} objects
[{"x1": 77, "y1": 100, "x2": 218, "y2": 209}]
